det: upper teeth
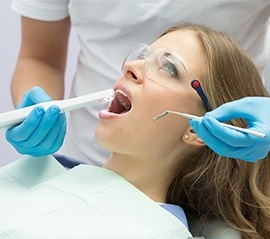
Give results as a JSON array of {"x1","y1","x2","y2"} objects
[
  {"x1": 115, "y1": 89, "x2": 131, "y2": 111},
  {"x1": 116, "y1": 89, "x2": 128, "y2": 97}
]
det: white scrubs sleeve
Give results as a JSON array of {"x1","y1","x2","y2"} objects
[{"x1": 11, "y1": 0, "x2": 69, "y2": 21}]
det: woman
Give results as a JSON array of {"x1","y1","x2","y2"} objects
[
  {"x1": 96, "y1": 23, "x2": 270, "y2": 238},
  {"x1": 1, "y1": 23, "x2": 270, "y2": 238}
]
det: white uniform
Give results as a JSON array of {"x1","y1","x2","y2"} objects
[{"x1": 12, "y1": 0, "x2": 270, "y2": 165}]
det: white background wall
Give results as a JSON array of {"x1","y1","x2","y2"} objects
[
  {"x1": 0, "y1": 0, "x2": 79, "y2": 166},
  {"x1": 0, "y1": 1, "x2": 269, "y2": 166}
]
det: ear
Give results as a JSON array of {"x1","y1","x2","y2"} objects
[{"x1": 182, "y1": 127, "x2": 205, "y2": 147}]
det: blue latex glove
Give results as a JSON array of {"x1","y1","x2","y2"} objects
[
  {"x1": 6, "y1": 86, "x2": 67, "y2": 157},
  {"x1": 189, "y1": 97, "x2": 270, "y2": 162}
]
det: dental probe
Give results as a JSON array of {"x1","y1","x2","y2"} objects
[
  {"x1": 153, "y1": 110, "x2": 266, "y2": 138},
  {"x1": 0, "y1": 89, "x2": 114, "y2": 129}
]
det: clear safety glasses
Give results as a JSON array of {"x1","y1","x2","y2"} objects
[{"x1": 121, "y1": 43, "x2": 211, "y2": 111}]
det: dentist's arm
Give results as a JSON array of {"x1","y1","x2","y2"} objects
[
  {"x1": 11, "y1": 16, "x2": 70, "y2": 104},
  {"x1": 6, "y1": 16, "x2": 70, "y2": 156},
  {"x1": 189, "y1": 97, "x2": 270, "y2": 162}
]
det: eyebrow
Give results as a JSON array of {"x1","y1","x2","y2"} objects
[{"x1": 163, "y1": 51, "x2": 189, "y2": 73}]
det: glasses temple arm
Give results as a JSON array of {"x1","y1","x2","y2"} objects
[{"x1": 191, "y1": 79, "x2": 211, "y2": 111}]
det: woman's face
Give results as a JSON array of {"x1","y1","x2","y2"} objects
[{"x1": 95, "y1": 30, "x2": 205, "y2": 160}]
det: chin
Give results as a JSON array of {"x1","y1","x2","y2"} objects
[{"x1": 95, "y1": 126, "x2": 116, "y2": 152}]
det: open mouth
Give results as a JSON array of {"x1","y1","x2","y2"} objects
[{"x1": 108, "y1": 89, "x2": 132, "y2": 114}]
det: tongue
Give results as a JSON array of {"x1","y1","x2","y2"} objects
[
  {"x1": 119, "y1": 94, "x2": 131, "y2": 111},
  {"x1": 109, "y1": 98, "x2": 128, "y2": 114}
]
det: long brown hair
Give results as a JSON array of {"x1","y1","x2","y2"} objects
[{"x1": 163, "y1": 23, "x2": 270, "y2": 239}]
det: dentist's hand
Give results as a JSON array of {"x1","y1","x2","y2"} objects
[
  {"x1": 6, "y1": 86, "x2": 67, "y2": 157},
  {"x1": 189, "y1": 97, "x2": 270, "y2": 162}
]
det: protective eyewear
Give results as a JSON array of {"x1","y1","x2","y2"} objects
[{"x1": 121, "y1": 43, "x2": 210, "y2": 111}]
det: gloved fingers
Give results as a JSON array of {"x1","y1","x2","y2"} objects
[
  {"x1": 28, "y1": 117, "x2": 67, "y2": 157},
  {"x1": 190, "y1": 116, "x2": 255, "y2": 148},
  {"x1": 190, "y1": 116, "x2": 268, "y2": 162},
  {"x1": 203, "y1": 115, "x2": 270, "y2": 149},
  {"x1": 230, "y1": 146, "x2": 267, "y2": 162},
  {"x1": 5, "y1": 107, "x2": 45, "y2": 142},
  {"x1": 206, "y1": 98, "x2": 257, "y2": 122},
  {"x1": 16, "y1": 106, "x2": 63, "y2": 148},
  {"x1": 10, "y1": 113, "x2": 67, "y2": 156},
  {"x1": 202, "y1": 116, "x2": 258, "y2": 147},
  {"x1": 190, "y1": 118, "x2": 256, "y2": 161},
  {"x1": 17, "y1": 86, "x2": 52, "y2": 108},
  {"x1": 46, "y1": 117, "x2": 67, "y2": 153},
  {"x1": 190, "y1": 117, "x2": 242, "y2": 154}
]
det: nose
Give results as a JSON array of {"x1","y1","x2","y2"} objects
[{"x1": 122, "y1": 60, "x2": 145, "y2": 83}]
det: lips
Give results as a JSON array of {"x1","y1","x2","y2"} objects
[{"x1": 108, "y1": 89, "x2": 132, "y2": 114}]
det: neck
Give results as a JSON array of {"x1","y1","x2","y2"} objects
[{"x1": 103, "y1": 153, "x2": 176, "y2": 203}]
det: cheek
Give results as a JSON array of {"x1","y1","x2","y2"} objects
[
  {"x1": 135, "y1": 87, "x2": 201, "y2": 134},
  {"x1": 133, "y1": 93, "x2": 190, "y2": 143},
  {"x1": 141, "y1": 90, "x2": 202, "y2": 141}
]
